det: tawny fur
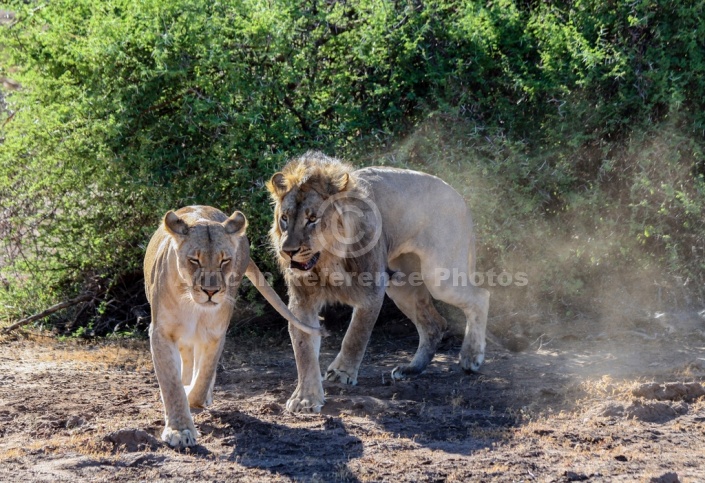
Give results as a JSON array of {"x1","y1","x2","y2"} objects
[
  {"x1": 144, "y1": 205, "x2": 323, "y2": 448},
  {"x1": 267, "y1": 152, "x2": 490, "y2": 413}
]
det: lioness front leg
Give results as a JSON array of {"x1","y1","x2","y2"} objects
[
  {"x1": 286, "y1": 304, "x2": 324, "y2": 413},
  {"x1": 150, "y1": 328, "x2": 198, "y2": 448},
  {"x1": 325, "y1": 294, "x2": 384, "y2": 385}
]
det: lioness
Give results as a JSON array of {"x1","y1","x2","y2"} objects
[
  {"x1": 144, "y1": 205, "x2": 323, "y2": 447},
  {"x1": 267, "y1": 152, "x2": 490, "y2": 413}
]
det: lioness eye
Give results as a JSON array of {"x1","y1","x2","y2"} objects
[
  {"x1": 220, "y1": 258, "x2": 231, "y2": 267},
  {"x1": 188, "y1": 258, "x2": 200, "y2": 266},
  {"x1": 307, "y1": 216, "x2": 318, "y2": 225}
]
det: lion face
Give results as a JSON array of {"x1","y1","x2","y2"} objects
[
  {"x1": 266, "y1": 153, "x2": 356, "y2": 276},
  {"x1": 164, "y1": 210, "x2": 247, "y2": 306},
  {"x1": 274, "y1": 189, "x2": 327, "y2": 272}
]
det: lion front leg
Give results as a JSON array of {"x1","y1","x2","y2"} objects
[
  {"x1": 150, "y1": 326, "x2": 198, "y2": 448},
  {"x1": 286, "y1": 304, "x2": 325, "y2": 413},
  {"x1": 325, "y1": 294, "x2": 384, "y2": 385}
]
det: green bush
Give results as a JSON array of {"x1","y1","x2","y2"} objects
[
  {"x1": 1, "y1": 0, "x2": 704, "y2": 333},
  {"x1": 0, "y1": 0, "x2": 439, "y2": 332}
]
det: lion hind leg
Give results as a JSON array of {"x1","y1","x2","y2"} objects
[
  {"x1": 426, "y1": 274, "x2": 489, "y2": 373},
  {"x1": 420, "y1": 251, "x2": 490, "y2": 374},
  {"x1": 387, "y1": 281, "x2": 447, "y2": 380},
  {"x1": 458, "y1": 287, "x2": 489, "y2": 373}
]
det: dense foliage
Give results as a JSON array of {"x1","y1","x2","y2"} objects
[{"x1": 1, "y1": 0, "x2": 704, "y2": 334}]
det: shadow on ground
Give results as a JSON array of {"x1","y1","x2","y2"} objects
[{"x1": 205, "y1": 410, "x2": 363, "y2": 481}]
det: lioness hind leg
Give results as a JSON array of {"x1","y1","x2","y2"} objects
[
  {"x1": 386, "y1": 282, "x2": 448, "y2": 380},
  {"x1": 186, "y1": 336, "x2": 226, "y2": 408},
  {"x1": 179, "y1": 342, "x2": 194, "y2": 387}
]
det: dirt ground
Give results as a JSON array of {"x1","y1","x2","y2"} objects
[{"x1": 1, "y1": 311, "x2": 704, "y2": 482}]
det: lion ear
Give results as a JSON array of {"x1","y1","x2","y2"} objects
[
  {"x1": 309, "y1": 172, "x2": 351, "y2": 196},
  {"x1": 267, "y1": 173, "x2": 288, "y2": 198},
  {"x1": 333, "y1": 172, "x2": 350, "y2": 192},
  {"x1": 164, "y1": 211, "x2": 189, "y2": 236},
  {"x1": 223, "y1": 211, "x2": 247, "y2": 236}
]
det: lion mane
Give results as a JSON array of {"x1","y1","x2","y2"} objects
[{"x1": 267, "y1": 151, "x2": 380, "y2": 295}]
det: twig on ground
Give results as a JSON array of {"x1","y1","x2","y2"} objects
[{"x1": 2, "y1": 293, "x2": 99, "y2": 333}]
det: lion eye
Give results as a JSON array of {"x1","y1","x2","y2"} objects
[
  {"x1": 280, "y1": 215, "x2": 288, "y2": 229},
  {"x1": 188, "y1": 258, "x2": 201, "y2": 267},
  {"x1": 220, "y1": 258, "x2": 231, "y2": 267},
  {"x1": 306, "y1": 216, "x2": 319, "y2": 226}
]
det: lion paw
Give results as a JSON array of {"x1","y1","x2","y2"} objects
[
  {"x1": 390, "y1": 366, "x2": 405, "y2": 380},
  {"x1": 286, "y1": 397, "x2": 324, "y2": 413},
  {"x1": 390, "y1": 364, "x2": 423, "y2": 380},
  {"x1": 161, "y1": 427, "x2": 198, "y2": 449},
  {"x1": 285, "y1": 385, "x2": 325, "y2": 413},
  {"x1": 325, "y1": 368, "x2": 358, "y2": 385},
  {"x1": 460, "y1": 352, "x2": 485, "y2": 374}
]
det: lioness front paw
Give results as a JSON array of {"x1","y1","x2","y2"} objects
[
  {"x1": 460, "y1": 352, "x2": 485, "y2": 374},
  {"x1": 325, "y1": 368, "x2": 357, "y2": 385},
  {"x1": 161, "y1": 427, "x2": 198, "y2": 448}
]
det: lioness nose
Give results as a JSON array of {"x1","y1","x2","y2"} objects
[
  {"x1": 202, "y1": 288, "x2": 219, "y2": 298},
  {"x1": 283, "y1": 248, "x2": 300, "y2": 259}
]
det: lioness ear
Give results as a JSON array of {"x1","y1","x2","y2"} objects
[
  {"x1": 223, "y1": 211, "x2": 247, "y2": 236},
  {"x1": 164, "y1": 211, "x2": 189, "y2": 236},
  {"x1": 267, "y1": 173, "x2": 288, "y2": 198}
]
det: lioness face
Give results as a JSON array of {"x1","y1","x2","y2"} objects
[
  {"x1": 164, "y1": 211, "x2": 247, "y2": 307},
  {"x1": 274, "y1": 188, "x2": 327, "y2": 273}
]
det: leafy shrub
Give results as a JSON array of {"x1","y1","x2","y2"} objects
[{"x1": 1, "y1": 0, "x2": 704, "y2": 333}]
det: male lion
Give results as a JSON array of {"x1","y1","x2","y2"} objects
[
  {"x1": 267, "y1": 152, "x2": 490, "y2": 413},
  {"x1": 144, "y1": 205, "x2": 323, "y2": 448}
]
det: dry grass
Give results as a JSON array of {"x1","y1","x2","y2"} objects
[{"x1": 0, "y1": 331, "x2": 152, "y2": 371}]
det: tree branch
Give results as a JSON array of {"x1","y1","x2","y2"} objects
[{"x1": 2, "y1": 293, "x2": 98, "y2": 333}]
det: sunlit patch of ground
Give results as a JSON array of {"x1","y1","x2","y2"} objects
[{"x1": 0, "y1": 318, "x2": 703, "y2": 482}]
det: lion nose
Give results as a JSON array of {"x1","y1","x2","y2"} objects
[
  {"x1": 283, "y1": 248, "x2": 300, "y2": 259},
  {"x1": 202, "y1": 288, "x2": 219, "y2": 298}
]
